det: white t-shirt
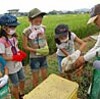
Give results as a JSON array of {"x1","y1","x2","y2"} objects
[
  {"x1": 0, "y1": 37, "x2": 22, "y2": 74},
  {"x1": 56, "y1": 32, "x2": 76, "y2": 56}
]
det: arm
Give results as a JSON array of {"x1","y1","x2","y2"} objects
[
  {"x1": 55, "y1": 38, "x2": 69, "y2": 56},
  {"x1": 0, "y1": 57, "x2": 9, "y2": 75},
  {"x1": 0, "y1": 66, "x2": 9, "y2": 88},
  {"x1": 74, "y1": 35, "x2": 100, "y2": 67},
  {"x1": 74, "y1": 45, "x2": 100, "y2": 67},
  {"x1": 83, "y1": 36, "x2": 100, "y2": 61},
  {"x1": 22, "y1": 35, "x2": 37, "y2": 52},
  {"x1": 86, "y1": 35, "x2": 100, "y2": 53},
  {"x1": 75, "y1": 36, "x2": 86, "y2": 52},
  {"x1": 43, "y1": 34, "x2": 49, "y2": 46},
  {"x1": 0, "y1": 43, "x2": 12, "y2": 61},
  {"x1": 2, "y1": 54, "x2": 12, "y2": 61},
  {"x1": 84, "y1": 47, "x2": 100, "y2": 61},
  {"x1": 0, "y1": 57, "x2": 8, "y2": 88},
  {"x1": 0, "y1": 43, "x2": 23, "y2": 62},
  {"x1": 4, "y1": 66, "x2": 8, "y2": 75},
  {"x1": 56, "y1": 43, "x2": 69, "y2": 56},
  {"x1": 60, "y1": 48, "x2": 69, "y2": 56},
  {"x1": 2, "y1": 53, "x2": 23, "y2": 62}
]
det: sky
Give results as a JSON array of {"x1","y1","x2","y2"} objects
[{"x1": 0, "y1": 0, "x2": 100, "y2": 14}]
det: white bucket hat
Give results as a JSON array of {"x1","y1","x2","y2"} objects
[{"x1": 87, "y1": 4, "x2": 100, "y2": 24}]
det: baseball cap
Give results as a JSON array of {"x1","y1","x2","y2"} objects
[
  {"x1": 87, "y1": 4, "x2": 100, "y2": 24},
  {"x1": 28, "y1": 8, "x2": 46, "y2": 19},
  {"x1": 0, "y1": 14, "x2": 20, "y2": 26},
  {"x1": 55, "y1": 24, "x2": 69, "y2": 38}
]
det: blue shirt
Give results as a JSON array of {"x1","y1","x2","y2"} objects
[{"x1": 0, "y1": 56, "x2": 6, "y2": 75}]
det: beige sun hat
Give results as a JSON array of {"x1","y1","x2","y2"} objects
[
  {"x1": 87, "y1": 4, "x2": 100, "y2": 24},
  {"x1": 28, "y1": 8, "x2": 46, "y2": 19}
]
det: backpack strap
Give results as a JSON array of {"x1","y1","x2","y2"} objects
[{"x1": 68, "y1": 31, "x2": 71, "y2": 40}]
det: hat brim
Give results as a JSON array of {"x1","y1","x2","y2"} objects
[
  {"x1": 87, "y1": 15, "x2": 98, "y2": 24},
  {"x1": 29, "y1": 12, "x2": 47, "y2": 19},
  {"x1": 6, "y1": 22, "x2": 20, "y2": 26},
  {"x1": 55, "y1": 33, "x2": 67, "y2": 38}
]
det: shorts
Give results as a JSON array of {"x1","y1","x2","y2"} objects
[
  {"x1": 57, "y1": 55, "x2": 65, "y2": 73},
  {"x1": 9, "y1": 68, "x2": 25, "y2": 86},
  {"x1": 30, "y1": 56, "x2": 48, "y2": 72}
]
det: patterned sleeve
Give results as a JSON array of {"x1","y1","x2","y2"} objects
[
  {"x1": 71, "y1": 32, "x2": 77, "y2": 40},
  {"x1": 0, "y1": 43, "x2": 5, "y2": 54},
  {"x1": 23, "y1": 27, "x2": 31, "y2": 37},
  {"x1": 84, "y1": 34, "x2": 100, "y2": 61}
]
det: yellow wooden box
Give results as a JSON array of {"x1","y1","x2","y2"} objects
[{"x1": 23, "y1": 74, "x2": 79, "y2": 99}]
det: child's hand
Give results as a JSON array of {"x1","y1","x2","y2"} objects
[
  {"x1": 0, "y1": 75, "x2": 8, "y2": 88},
  {"x1": 73, "y1": 56, "x2": 85, "y2": 68}
]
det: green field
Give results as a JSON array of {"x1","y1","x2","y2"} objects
[{"x1": 17, "y1": 14, "x2": 99, "y2": 54}]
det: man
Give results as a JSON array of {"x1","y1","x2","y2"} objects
[{"x1": 74, "y1": 4, "x2": 100, "y2": 99}]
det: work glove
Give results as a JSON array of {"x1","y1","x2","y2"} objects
[
  {"x1": 61, "y1": 50, "x2": 81, "y2": 73},
  {"x1": 36, "y1": 46, "x2": 49, "y2": 56},
  {"x1": 0, "y1": 75, "x2": 8, "y2": 88}
]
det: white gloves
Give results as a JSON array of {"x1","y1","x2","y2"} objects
[
  {"x1": 61, "y1": 50, "x2": 81, "y2": 73},
  {"x1": 0, "y1": 75, "x2": 8, "y2": 88}
]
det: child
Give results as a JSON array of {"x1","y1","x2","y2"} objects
[
  {"x1": 23, "y1": 8, "x2": 49, "y2": 87},
  {"x1": 0, "y1": 56, "x2": 11, "y2": 99},
  {"x1": 54, "y1": 24, "x2": 86, "y2": 79},
  {"x1": 0, "y1": 14, "x2": 26, "y2": 99}
]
